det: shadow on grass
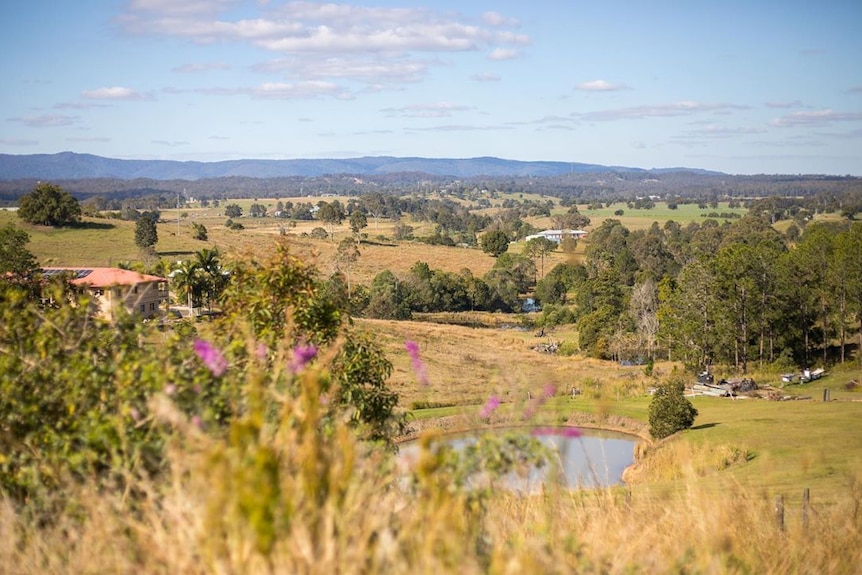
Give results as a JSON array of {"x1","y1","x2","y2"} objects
[
  {"x1": 690, "y1": 422, "x2": 720, "y2": 430},
  {"x1": 159, "y1": 250, "x2": 196, "y2": 257},
  {"x1": 360, "y1": 239, "x2": 398, "y2": 247},
  {"x1": 70, "y1": 221, "x2": 116, "y2": 230}
]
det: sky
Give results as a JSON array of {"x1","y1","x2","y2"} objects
[{"x1": 1, "y1": 1, "x2": 861, "y2": 175}]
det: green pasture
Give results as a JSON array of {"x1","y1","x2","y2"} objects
[
  {"x1": 410, "y1": 364, "x2": 862, "y2": 500},
  {"x1": 581, "y1": 201, "x2": 748, "y2": 230},
  {"x1": 1, "y1": 209, "x2": 227, "y2": 268}
]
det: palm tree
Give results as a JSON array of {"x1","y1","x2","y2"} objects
[
  {"x1": 170, "y1": 260, "x2": 202, "y2": 317},
  {"x1": 194, "y1": 247, "x2": 228, "y2": 311}
]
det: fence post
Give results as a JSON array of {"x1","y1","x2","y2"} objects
[
  {"x1": 823, "y1": 388, "x2": 830, "y2": 402},
  {"x1": 775, "y1": 495, "x2": 785, "y2": 532},
  {"x1": 802, "y1": 488, "x2": 810, "y2": 532}
]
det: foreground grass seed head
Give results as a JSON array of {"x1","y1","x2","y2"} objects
[{"x1": 193, "y1": 338, "x2": 228, "y2": 377}]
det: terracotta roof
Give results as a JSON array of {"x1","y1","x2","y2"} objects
[{"x1": 42, "y1": 267, "x2": 167, "y2": 288}]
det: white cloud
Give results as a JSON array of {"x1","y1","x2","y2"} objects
[
  {"x1": 819, "y1": 128, "x2": 862, "y2": 139},
  {"x1": 151, "y1": 139, "x2": 190, "y2": 147},
  {"x1": 482, "y1": 11, "x2": 518, "y2": 27},
  {"x1": 470, "y1": 72, "x2": 501, "y2": 82},
  {"x1": 8, "y1": 114, "x2": 78, "y2": 127},
  {"x1": 172, "y1": 62, "x2": 230, "y2": 73},
  {"x1": 265, "y1": 56, "x2": 430, "y2": 85},
  {"x1": 764, "y1": 100, "x2": 803, "y2": 109},
  {"x1": 581, "y1": 101, "x2": 749, "y2": 121},
  {"x1": 67, "y1": 136, "x2": 112, "y2": 143},
  {"x1": 120, "y1": 2, "x2": 524, "y2": 55},
  {"x1": 54, "y1": 101, "x2": 109, "y2": 110},
  {"x1": 672, "y1": 124, "x2": 766, "y2": 143},
  {"x1": 252, "y1": 80, "x2": 347, "y2": 99},
  {"x1": 488, "y1": 48, "x2": 518, "y2": 61},
  {"x1": 575, "y1": 80, "x2": 628, "y2": 92},
  {"x1": 381, "y1": 102, "x2": 473, "y2": 118},
  {"x1": 408, "y1": 124, "x2": 513, "y2": 132},
  {"x1": 771, "y1": 109, "x2": 862, "y2": 127},
  {"x1": 82, "y1": 86, "x2": 150, "y2": 100},
  {"x1": 118, "y1": 2, "x2": 526, "y2": 91},
  {"x1": 0, "y1": 138, "x2": 39, "y2": 146}
]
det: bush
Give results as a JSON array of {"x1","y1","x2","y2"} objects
[
  {"x1": 0, "y1": 245, "x2": 407, "y2": 504},
  {"x1": 648, "y1": 377, "x2": 698, "y2": 439}
]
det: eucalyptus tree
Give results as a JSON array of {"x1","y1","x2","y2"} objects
[
  {"x1": 657, "y1": 259, "x2": 723, "y2": 370},
  {"x1": 349, "y1": 210, "x2": 368, "y2": 243},
  {"x1": 318, "y1": 200, "x2": 345, "y2": 240},
  {"x1": 524, "y1": 236, "x2": 557, "y2": 279},
  {"x1": 829, "y1": 223, "x2": 862, "y2": 363},
  {"x1": 335, "y1": 237, "x2": 360, "y2": 298},
  {"x1": 584, "y1": 219, "x2": 637, "y2": 287},
  {"x1": 846, "y1": 224, "x2": 862, "y2": 365},
  {"x1": 712, "y1": 243, "x2": 763, "y2": 372},
  {"x1": 629, "y1": 279, "x2": 660, "y2": 361},
  {"x1": 792, "y1": 223, "x2": 836, "y2": 366},
  {"x1": 628, "y1": 223, "x2": 679, "y2": 283}
]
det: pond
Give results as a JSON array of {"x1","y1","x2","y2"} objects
[{"x1": 400, "y1": 427, "x2": 637, "y2": 491}]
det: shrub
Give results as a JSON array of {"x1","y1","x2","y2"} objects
[{"x1": 648, "y1": 376, "x2": 698, "y2": 439}]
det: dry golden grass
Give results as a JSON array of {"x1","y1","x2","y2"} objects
[
  {"x1": 356, "y1": 317, "x2": 660, "y2": 411},
  {"x1": 2, "y1": 386, "x2": 859, "y2": 575}
]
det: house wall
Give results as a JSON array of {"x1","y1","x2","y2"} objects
[{"x1": 90, "y1": 281, "x2": 168, "y2": 320}]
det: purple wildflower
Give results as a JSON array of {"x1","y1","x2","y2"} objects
[
  {"x1": 193, "y1": 339, "x2": 228, "y2": 376},
  {"x1": 531, "y1": 426, "x2": 582, "y2": 438},
  {"x1": 164, "y1": 383, "x2": 177, "y2": 396},
  {"x1": 191, "y1": 415, "x2": 204, "y2": 430},
  {"x1": 479, "y1": 395, "x2": 501, "y2": 419},
  {"x1": 256, "y1": 343, "x2": 268, "y2": 360},
  {"x1": 404, "y1": 340, "x2": 429, "y2": 386},
  {"x1": 523, "y1": 384, "x2": 555, "y2": 420},
  {"x1": 289, "y1": 343, "x2": 317, "y2": 373}
]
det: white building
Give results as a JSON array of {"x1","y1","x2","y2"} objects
[{"x1": 523, "y1": 229, "x2": 588, "y2": 244}]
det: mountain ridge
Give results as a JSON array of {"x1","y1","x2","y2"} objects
[{"x1": 0, "y1": 151, "x2": 724, "y2": 180}]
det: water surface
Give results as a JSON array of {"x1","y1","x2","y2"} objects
[{"x1": 401, "y1": 427, "x2": 637, "y2": 491}]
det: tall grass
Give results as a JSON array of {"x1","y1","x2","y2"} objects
[{"x1": 2, "y1": 383, "x2": 859, "y2": 574}]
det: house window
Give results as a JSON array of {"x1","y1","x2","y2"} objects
[
  {"x1": 133, "y1": 286, "x2": 139, "y2": 294},
  {"x1": 150, "y1": 302, "x2": 156, "y2": 311},
  {"x1": 140, "y1": 304, "x2": 145, "y2": 313}
]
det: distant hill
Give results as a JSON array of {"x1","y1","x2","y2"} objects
[{"x1": 0, "y1": 152, "x2": 723, "y2": 180}]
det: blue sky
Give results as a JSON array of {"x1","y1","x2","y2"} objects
[{"x1": 2, "y1": 0, "x2": 861, "y2": 175}]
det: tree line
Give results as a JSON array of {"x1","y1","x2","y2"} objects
[{"x1": 331, "y1": 214, "x2": 861, "y2": 374}]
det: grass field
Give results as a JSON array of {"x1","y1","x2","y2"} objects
[
  {"x1": 357, "y1": 313, "x2": 862, "y2": 500},
  {"x1": 5, "y1": 197, "x2": 862, "y2": 502},
  {"x1": 3, "y1": 198, "x2": 862, "y2": 572}
]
